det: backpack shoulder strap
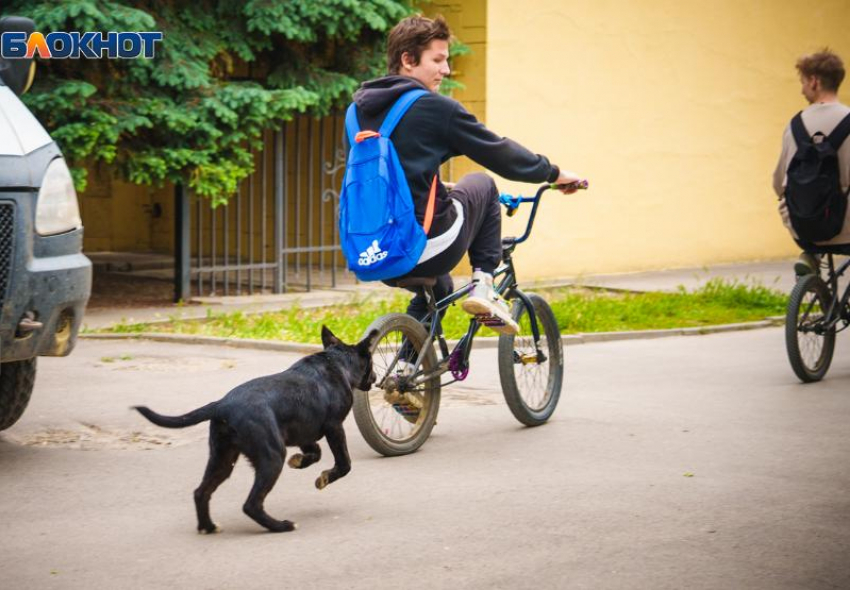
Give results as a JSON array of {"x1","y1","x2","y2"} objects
[
  {"x1": 827, "y1": 112, "x2": 850, "y2": 151},
  {"x1": 790, "y1": 112, "x2": 811, "y2": 148},
  {"x1": 344, "y1": 102, "x2": 360, "y2": 147},
  {"x1": 379, "y1": 89, "x2": 429, "y2": 137}
]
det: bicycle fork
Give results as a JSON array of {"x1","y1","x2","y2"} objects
[{"x1": 506, "y1": 288, "x2": 548, "y2": 364}]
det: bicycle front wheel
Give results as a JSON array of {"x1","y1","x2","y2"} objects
[
  {"x1": 353, "y1": 313, "x2": 441, "y2": 456},
  {"x1": 498, "y1": 293, "x2": 563, "y2": 426},
  {"x1": 785, "y1": 274, "x2": 836, "y2": 383}
]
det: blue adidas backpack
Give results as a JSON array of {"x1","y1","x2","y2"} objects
[{"x1": 339, "y1": 89, "x2": 437, "y2": 281}]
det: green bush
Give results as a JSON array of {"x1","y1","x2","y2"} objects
[{"x1": 4, "y1": 0, "x2": 413, "y2": 202}]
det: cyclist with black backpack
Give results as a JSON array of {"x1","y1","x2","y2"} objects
[
  {"x1": 773, "y1": 49, "x2": 850, "y2": 276},
  {"x1": 339, "y1": 15, "x2": 583, "y2": 335}
]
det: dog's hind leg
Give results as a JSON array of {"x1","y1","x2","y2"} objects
[
  {"x1": 195, "y1": 421, "x2": 239, "y2": 534},
  {"x1": 316, "y1": 423, "x2": 351, "y2": 490},
  {"x1": 243, "y1": 443, "x2": 296, "y2": 533},
  {"x1": 288, "y1": 443, "x2": 321, "y2": 469}
]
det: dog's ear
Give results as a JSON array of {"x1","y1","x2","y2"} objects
[
  {"x1": 358, "y1": 329, "x2": 379, "y2": 352},
  {"x1": 321, "y1": 325, "x2": 341, "y2": 349}
]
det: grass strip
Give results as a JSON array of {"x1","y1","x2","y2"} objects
[{"x1": 101, "y1": 278, "x2": 787, "y2": 345}]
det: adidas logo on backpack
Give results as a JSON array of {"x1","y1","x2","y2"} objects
[
  {"x1": 358, "y1": 240, "x2": 388, "y2": 267},
  {"x1": 338, "y1": 89, "x2": 437, "y2": 282}
]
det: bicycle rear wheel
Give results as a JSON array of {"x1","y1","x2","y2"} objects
[
  {"x1": 785, "y1": 274, "x2": 836, "y2": 383},
  {"x1": 498, "y1": 293, "x2": 563, "y2": 426},
  {"x1": 353, "y1": 313, "x2": 441, "y2": 456}
]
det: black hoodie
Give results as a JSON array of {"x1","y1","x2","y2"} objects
[{"x1": 350, "y1": 75, "x2": 560, "y2": 238}]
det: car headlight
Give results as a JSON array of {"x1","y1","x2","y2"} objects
[{"x1": 36, "y1": 158, "x2": 82, "y2": 236}]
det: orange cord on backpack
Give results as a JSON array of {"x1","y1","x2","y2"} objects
[
  {"x1": 423, "y1": 175, "x2": 437, "y2": 235},
  {"x1": 355, "y1": 130, "x2": 381, "y2": 143}
]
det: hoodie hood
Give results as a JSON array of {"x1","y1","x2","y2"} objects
[{"x1": 352, "y1": 75, "x2": 430, "y2": 117}]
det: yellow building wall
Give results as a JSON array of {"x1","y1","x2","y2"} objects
[
  {"x1": 487, "y1": 0, "x2": 850, "y2": 278},
  {"x1": 80, "y1": 163, "x2": 173, "y2": 252}
]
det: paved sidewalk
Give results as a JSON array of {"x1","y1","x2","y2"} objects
[
  {"x1": 573, "y1": 259, "x2": 795, "y2": 294},
  {"x1": 82, "y1": 282, "x2": 392, "y2": 331},
  {"x1": 82, "y1": 258, "x2": 799, "y2": 331}
]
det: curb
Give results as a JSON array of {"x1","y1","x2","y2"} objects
[
  {"x1": 81, "y1": 333, "x2": 324, "y2": 354},
  {"x1": 80, "y1": 317, "x2": 785, "y2": 352}
]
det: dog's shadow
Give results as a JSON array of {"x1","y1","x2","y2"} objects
[{"x1": 210, "y1": 505, "x2": 346, "y2": 536}]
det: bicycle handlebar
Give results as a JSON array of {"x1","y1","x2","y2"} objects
[{"x1": 500, "y1": 180, "x2": 589, "y2": 247}]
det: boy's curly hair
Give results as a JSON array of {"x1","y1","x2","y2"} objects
[
  {"x1": 796, "y1": 49, "x2": 845, "y2": 92},
  {"x1": 387, "y1": 15, "x2": 451, "y2": 75}
]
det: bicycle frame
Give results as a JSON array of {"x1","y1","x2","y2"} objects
[
  {"x1": 810, "y1": 254, "x2": 850, "y2": 333},
  {"x1": 391, "y1": 185, "x2": 554, "y2": 391}
]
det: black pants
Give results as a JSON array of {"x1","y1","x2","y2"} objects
[{"x1": 389, "y1": 173, "x2": 502, "y2": 322}]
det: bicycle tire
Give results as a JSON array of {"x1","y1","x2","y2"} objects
[
  {"x1": 785, "y1": 274, "x2": 836, "y2": 383},
  {"x1": 353, "y1": 313, "x2": 441, "y2": 456},
  {"x1": 498, "y1": 293, "x2": 563, "y2": 426}
]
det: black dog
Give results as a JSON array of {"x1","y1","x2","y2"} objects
[{"x1": 134, "y1": 326, "x2": 377, "y2": 533}]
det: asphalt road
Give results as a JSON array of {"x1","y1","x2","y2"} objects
[{"x1": 1, "y1": 328, "x2": 849, "y2": 589}]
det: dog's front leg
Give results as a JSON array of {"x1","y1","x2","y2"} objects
[
  {"x1": 316, "y1": 423, "x2": 351, "y2": 490},
  {"x1": 288, "y1": 443, "x2": 322, "y2": 469}
]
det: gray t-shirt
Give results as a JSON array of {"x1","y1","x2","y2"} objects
[{"x1": 773, "y1": 101, "x2": 850, "y2": 244}]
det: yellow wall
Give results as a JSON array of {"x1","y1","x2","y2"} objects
[
  {"x1": 80, "y1": 164, "x2": 173, "y2": 252},
  {"x1": 487, "y1": 0, "x2": 850, "y2": 278}
]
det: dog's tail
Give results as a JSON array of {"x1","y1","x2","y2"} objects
[{"x1": 132, "y1": 401, "x2": 218, "y2": 429}]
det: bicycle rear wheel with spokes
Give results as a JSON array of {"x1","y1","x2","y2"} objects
[
  {"x1": 785, "y1": 274, "x2": 836, "y2": 383},
  {"x1": 353, "y1": 313, "x2": 441, "y2": 456},
  {"x1": 498, "y1": 293, "x2": 563, "y2": 426}
]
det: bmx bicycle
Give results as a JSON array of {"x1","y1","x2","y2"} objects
[
  {"x1": 785, "y1": 248, "x2": 850, "y2": 382},
  {"x1": 353, "y1": 181, "x2": 587, "y2": 456}
]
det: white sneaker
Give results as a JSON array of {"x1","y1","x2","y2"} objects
[{"x1": 461, "y1": 270, "x2": 520, "y2": 335}]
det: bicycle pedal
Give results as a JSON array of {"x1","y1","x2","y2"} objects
[
  {"x1": 391, "y1": 403, "x2": 420, "y2": 424},
  {"x1": 474, "y1": 314, "x2": 506, "y2": 327}
]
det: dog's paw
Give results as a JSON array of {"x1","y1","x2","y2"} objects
[
  {"x1": 288, "y1": 454, "x2": 303, "y2": 468},
  {"x1": 315, "y1": 471, "x2": 330, "y2": 490},
  {"x1": 198, "y1": 524, "x2": 222, "y2": 535},
  {"x1": 269, "y1": 520, "x2": 297, "y2": 533}
]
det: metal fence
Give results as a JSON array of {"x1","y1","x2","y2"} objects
[{"x1": 176, "y1": 113, "x2": 354, "y2": 300}]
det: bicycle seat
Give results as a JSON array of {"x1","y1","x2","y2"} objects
[{"x1": 388, "y1": 277, "x2": 437, "y2": 289}]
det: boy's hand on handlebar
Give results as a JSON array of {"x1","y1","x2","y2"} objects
[{"x1": 553, "y1": 170, "x2": 587, "y2": 194}]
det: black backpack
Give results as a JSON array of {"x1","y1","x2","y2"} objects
[{"x1": 785, "y1": 111, "x2": 850, "y2": 242}]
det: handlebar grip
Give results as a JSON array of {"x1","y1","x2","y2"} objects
[{"x1": 551, "y1": 180, "x2": 589, "y2": 191}]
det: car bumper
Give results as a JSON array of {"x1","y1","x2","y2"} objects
[{"x1": 1, "y1": 193, "x2": 91, "y2": 361}]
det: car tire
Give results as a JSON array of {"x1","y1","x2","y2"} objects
[{"x1": 0, "y1": 358, "x2": 37, "y2": 431}]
